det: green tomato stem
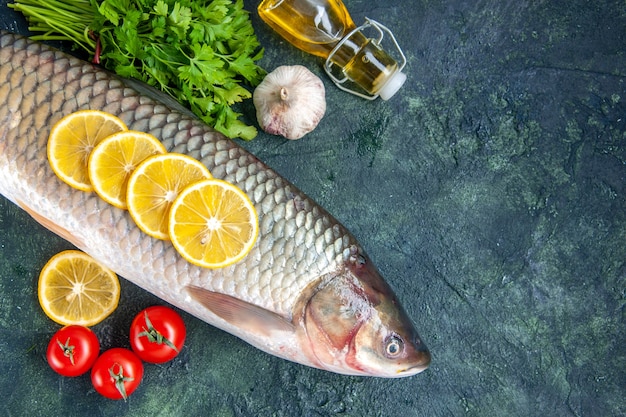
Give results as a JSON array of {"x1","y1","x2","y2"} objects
[{"x1": 109, "y1": 362, "x2": 134, "y2": 401}]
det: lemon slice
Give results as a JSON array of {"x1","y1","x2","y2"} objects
[
  {"x1": 38, "y1": 250, "x2": 120, "y2": 326},
  {"x1": 127, "y1": 153, "x2": 212, "y2": 240},
  {"x1": 88, "y1": 131, "x2": 167, "y2": 209},
  {"x1": 47, "y1": 110, "x2": 128, "y2": 192},
  {"x1": 169, "y1": 179, "x2": 259, "y2": 269}
]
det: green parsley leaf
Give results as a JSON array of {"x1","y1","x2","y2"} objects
[{"x1": 12, "y1": 0, "x2": 266, "y2": 140}]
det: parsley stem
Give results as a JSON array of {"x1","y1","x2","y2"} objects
[
  {"x1": 10, "y1": 0, "x2": 95, "y2": 50},
  {"x1": 10, "y1": 0, "x2": 266, "y2": 140}
]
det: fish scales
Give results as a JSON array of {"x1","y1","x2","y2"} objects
[
  {"x1": 0, "y1": 32, "x2": 429, "y2": 377},
  {"x1": 0, "y1": 32, "x2": 346, "y2": 315}
]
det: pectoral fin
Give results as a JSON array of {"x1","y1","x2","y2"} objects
[{"x1": 186, "y1": 285, "x2": 295, "y2": 337}]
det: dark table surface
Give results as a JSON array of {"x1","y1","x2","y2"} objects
[{"x1": 1, "y1": 0, "x2": 625, "y2": 416}]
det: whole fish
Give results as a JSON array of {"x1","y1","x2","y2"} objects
[{"x1": 0, "y1": 31, "x2": 430, "y2": 377}]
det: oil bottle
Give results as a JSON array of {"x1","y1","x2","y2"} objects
[{"x1": 258, "y1": 0, "x2": 407, "y2": 100}]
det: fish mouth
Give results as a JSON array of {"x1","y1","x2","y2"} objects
[{"x1": 398, "y1": 349, "x2": 431, "y2": 376}]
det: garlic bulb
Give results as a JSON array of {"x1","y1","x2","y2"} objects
[{"x1": 253, "y1": 65, "x2": 326, "y2": 140}]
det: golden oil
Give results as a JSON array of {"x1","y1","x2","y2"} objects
[
  {"x1": 258, "y1": 0, "x2": 406, "y2": 100},
  {"x1": 258, "y1": 0, "x2": 355, "y2": 57}
]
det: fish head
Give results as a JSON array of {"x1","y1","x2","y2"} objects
[{"x1": 302, "y1": 252, "x2": 430, "y2": 377}]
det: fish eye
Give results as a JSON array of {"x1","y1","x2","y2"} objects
[{"x1": 384, "y1": 335, "x2": 404, "y2": 358}]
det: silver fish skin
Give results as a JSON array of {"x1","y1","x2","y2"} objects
[{"x1": 0, "y1": 32, "x2": 430, "y2": 377}]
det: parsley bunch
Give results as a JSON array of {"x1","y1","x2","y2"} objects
[{"x1": 11, "y1": 0, "x2": 266, "y2": 140}]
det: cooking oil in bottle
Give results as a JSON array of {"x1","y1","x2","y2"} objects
[{"x1": 258, "y1": 0, "x2": 407, "y2": 100}]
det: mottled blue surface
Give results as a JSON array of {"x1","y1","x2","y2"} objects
[{"x1": 1, "y1": 0, "x2": 625, "y2": 415}]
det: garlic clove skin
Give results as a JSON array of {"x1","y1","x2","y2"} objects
[{"x1": 253, "y1": 65, "x2": 326, "y2": 140}]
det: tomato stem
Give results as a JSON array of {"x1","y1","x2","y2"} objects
[
  {"x1": 137, "y1": 311, "x2": 179, "y2": 352},
  {"x1": 109, "y1": 363, "x2": 134, "y2": 401},
  {"x1": 57, "y1": 337, "x2": 75, "y2": 366}
]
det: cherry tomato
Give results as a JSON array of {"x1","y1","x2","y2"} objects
[
  {"x1": 129, "y1": 305, "x2": 186, "y2": 364},
  {"x1": 91, "y1": 348, "x2": 143, "y2": 400},
  {"x1": 46, "y1": 325, "x2": 100, "y2": 377}
]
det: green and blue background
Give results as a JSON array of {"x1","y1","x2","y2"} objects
[{"x1": 0, "y1": 0, "x2": 624, "y2": 415}]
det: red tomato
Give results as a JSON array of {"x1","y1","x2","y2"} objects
[
  {"x1": 129, "y1": 306, "x2": 186, "y2": 364},
  {"x1": 46, "y1": 325, "x2": 100, "y2": 377},
  {"x1": 91, "y1": 348, "x2": 143, "y2": 400}
]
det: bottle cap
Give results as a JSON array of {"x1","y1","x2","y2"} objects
[{"x1": 377, "y1": 70, "x2": 406, "y2": 101}]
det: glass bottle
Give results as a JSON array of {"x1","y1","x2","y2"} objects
[{"x1": 258, "y1": 0, "x2": 407, "y2": 100}]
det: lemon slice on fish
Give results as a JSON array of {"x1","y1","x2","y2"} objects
[
  {"x1": 169, "y1": 179, "x2": 258, "y2": 269},
  {"x1": 88, "y1": 131, "x2": 167, "y2": 209},
  {"x1": 38, "y1": 250, "x2": 120, "y2": 326},
  {"x1": 127, "y1": 153, "x2": 212, "y2": 240},
  {"x1": 47, "y1": 110, "x2": 128, "y2": 192}
]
